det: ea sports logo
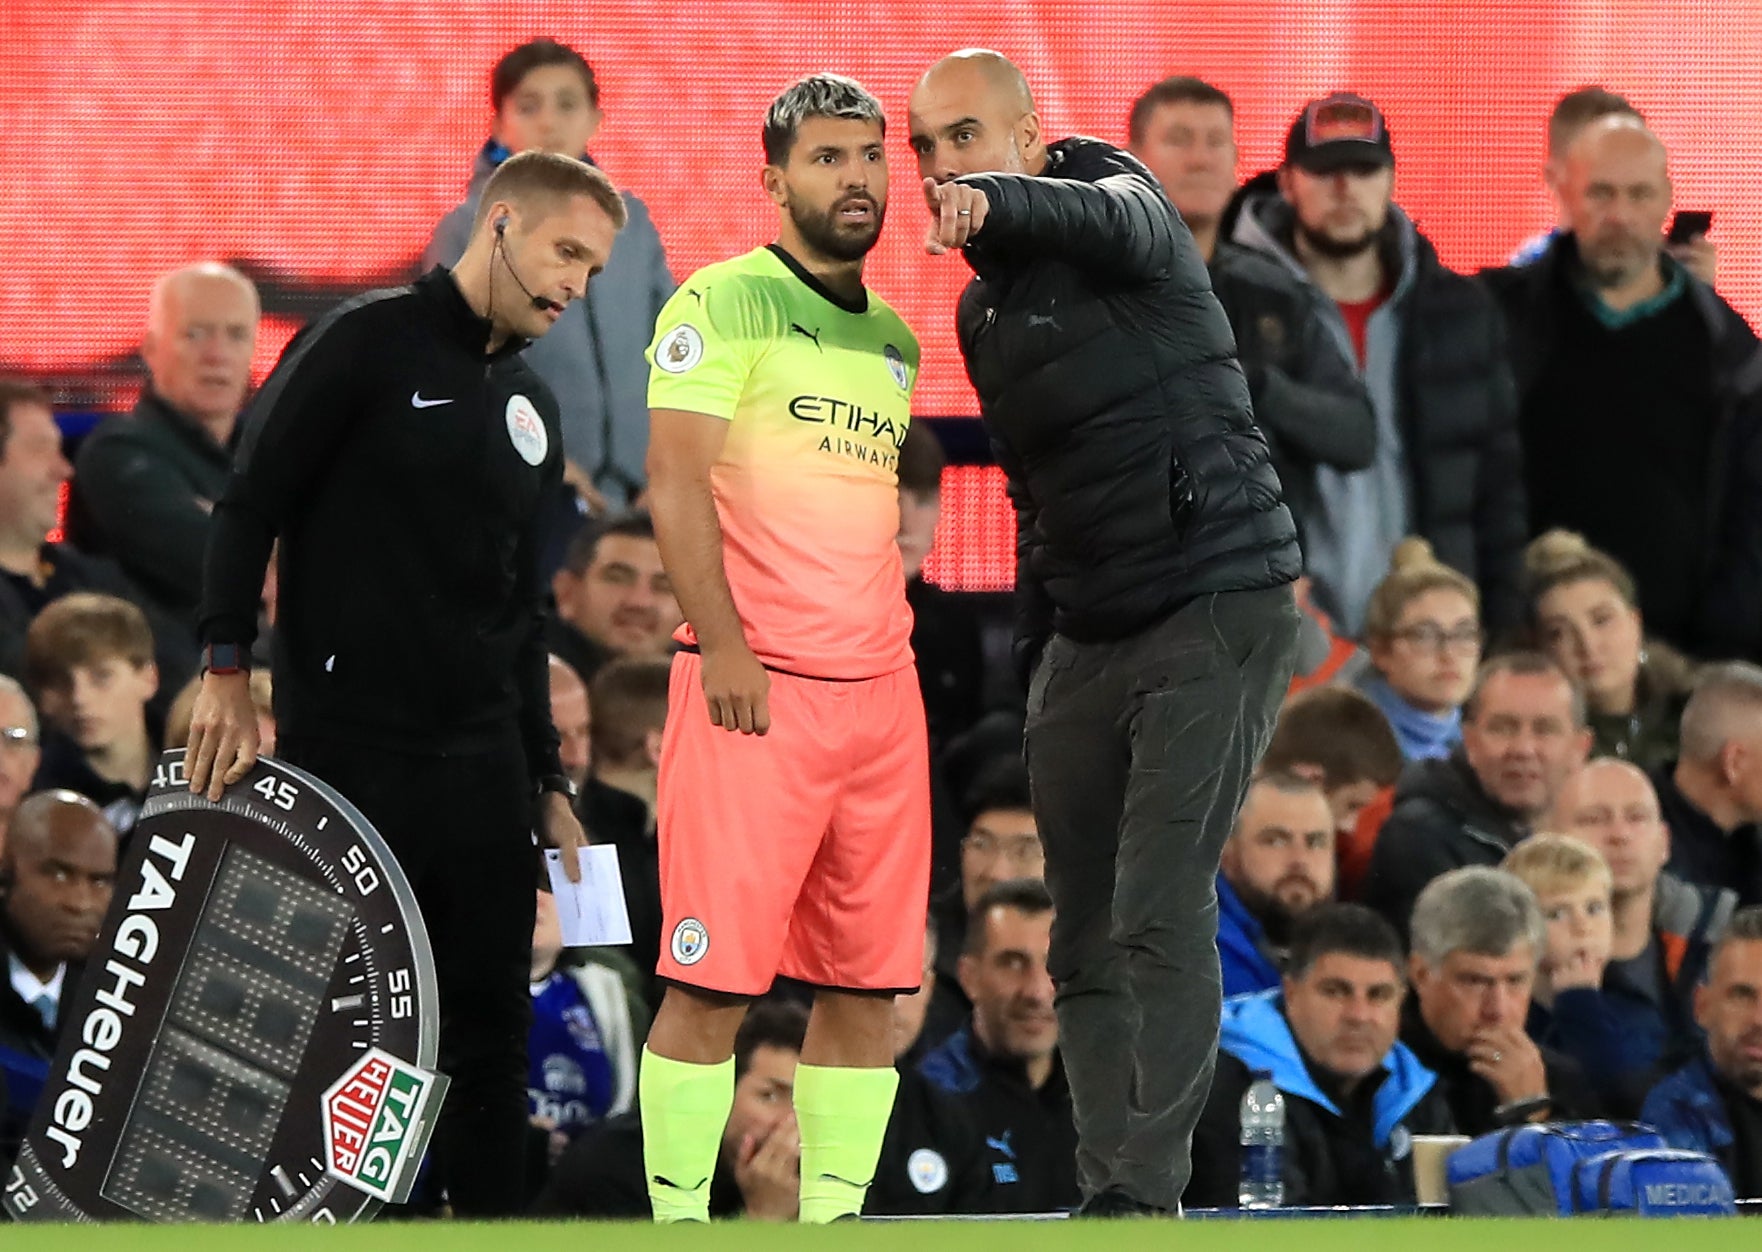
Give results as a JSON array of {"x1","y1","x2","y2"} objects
[{"x1": 671, "y1": 918, "x2": 709, "y2": 966}]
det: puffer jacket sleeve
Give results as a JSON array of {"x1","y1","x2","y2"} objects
[
  {"x1": 956, "y1": 160, "x2": 1176, "y2": 285},
  {"x1": 1470, "y1": 305, "x2": 1528, "y2": 634}
]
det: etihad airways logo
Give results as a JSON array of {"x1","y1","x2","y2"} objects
[{"x1": 788, "y1": 395, "x2": 907, "y2": 447}]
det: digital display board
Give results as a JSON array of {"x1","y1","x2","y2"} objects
[{"x1": 4, "y1": 751, "x2": 445, "y2": 1224}]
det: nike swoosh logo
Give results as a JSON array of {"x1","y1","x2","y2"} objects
[
  {"x1": 410, "y1": 392, "x2": 454, "y2": 409},
  {"x1": 817, "y1": 1172, "x2": 874, "y2": 1187},
  {"x1": 651, "y1": 1174, "x2": 709, "y2": 1191}
]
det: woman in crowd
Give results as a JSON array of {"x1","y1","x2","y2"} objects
[
  {"x1": 1523, "y1": 530, "x2": 1695, "y2": 771},
  {"x1": 1359, "y1": 539, "x2": 1482, "y2": 762}
]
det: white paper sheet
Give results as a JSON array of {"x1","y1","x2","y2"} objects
[{"x1": 543, "y1": 845, "x2": 634, "y2": 946}]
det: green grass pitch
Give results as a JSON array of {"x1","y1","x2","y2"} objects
[{"x1": 1, "y1": 1218, "x2": 1758, "y2": 1251}]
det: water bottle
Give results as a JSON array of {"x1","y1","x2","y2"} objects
[{"x1": 1238, "y1": 1070, "x2": 1285, "y2": 1209}]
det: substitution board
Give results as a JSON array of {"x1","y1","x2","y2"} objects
[{"x1": 4, "y1": 750, "x2": 446, "y2": 1223}]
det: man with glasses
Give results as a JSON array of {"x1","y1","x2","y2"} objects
[
  {"x1": 1365, "y1": 654, "x2": 1593, "y2": 938},
  {"x1": 925, "y1": 760, "x2": 1043, "y2": 1053},
  {"x1": 0, "y1": 679, "x2": 40, "y2": 860}
]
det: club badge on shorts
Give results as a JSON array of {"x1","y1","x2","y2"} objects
[
  {"x1": 656, "y1": 324, "x2": 704, "y2": 375},
  {"x1": 505, "y1": 394, "x2": 547, "y2": 466},
  {"x1": 670, "y1": 918, "x2": 709, "y2": 966},
  {"x1": 907, "y1": 1148, "x2": 949, "y2": 1194}
]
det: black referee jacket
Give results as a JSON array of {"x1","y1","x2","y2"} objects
[{"x1": 200, "y1": 268, "x2": 564, "y2": 777}]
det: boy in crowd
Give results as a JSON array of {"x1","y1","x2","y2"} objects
[{"x1": 23, "y1": 593, "x2": 160, "y2": 835}]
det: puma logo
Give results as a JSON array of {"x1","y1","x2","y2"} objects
[{"x1": 789, "y1": 322, "x2": 823, "y2": 350}]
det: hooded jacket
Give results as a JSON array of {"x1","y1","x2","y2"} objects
[
  {"x1": 1231, "y1": 193, "x2": 1525, "y2": 635},
  {"x1": 1217, "y1": 873, "x2": 1282, "y2": 999},
  {"x1": 425, "y1": 142, "x2": 675, "y2": 502},
  {"x1": 1187, "y1": 990, "x2": 1454, "y2": 1207}
]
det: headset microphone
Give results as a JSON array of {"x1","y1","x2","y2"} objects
[{"x1": 493, "y1": 216, "x2": 563, "y2": 313}]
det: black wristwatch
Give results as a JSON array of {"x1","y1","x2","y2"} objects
[
  {"x1": 201, "y1": 642, "x2": 249, "y2": 676},
  {"x1": 536, "y1": 773, "x2": 579, "y2": 801}
]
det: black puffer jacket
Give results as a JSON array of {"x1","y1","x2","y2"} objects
[
  {"x1": 952, "y1": 137, "x2": 1300, "y2": 673},
  {"x1": 1360, "y1": 751, "x2": 1529, "y2": 937},
  {"x1": 1232, "y1": 195, "x2": 1527, "y2": 632}
]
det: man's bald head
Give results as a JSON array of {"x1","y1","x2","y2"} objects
[
  {"x1": 142, "y1": 261, "x2": 260, "y2": 432},
  {"x1": 1560, "y1": 115, "x2": 1671, "y2": 292},
  {"x1": 909, "y1": 49, "x2": 1044, "y2": 183},
  {"x1": 548, "y1": 655, "x2": 592, "y2": 790},
  {"x1": 3, "y1": 790, "x2": 117, "y2": 970},
  {"x1": 5, "y1": 790, "x2": 114, "y2": 864},
  {"x1": 1547, "y1": 757, "x2": 1669, "y2": 898},
  {"x1": 917, "y1": 49, "x2": 1035, "y2": 116}
]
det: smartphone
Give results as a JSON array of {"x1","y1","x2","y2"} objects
[{"x1": 1667, "y1": 210, "x2": 1713, "y2": 245}]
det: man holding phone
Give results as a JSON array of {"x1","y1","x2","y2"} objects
[
  {"x1": 1510, "y1": 87, "x2": 1715, "y2": 285},
  {"x1": 1483, "y1": 115, "x2": 1762, "y2": 662}
]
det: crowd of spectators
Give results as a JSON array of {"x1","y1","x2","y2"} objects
[{"x1": 2, "y1": 43, "x2": 1761, "y2": 1218}]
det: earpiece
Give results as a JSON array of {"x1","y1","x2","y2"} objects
[{"x1": 495, "y1": 215, "x2": 509, "y2": 235}]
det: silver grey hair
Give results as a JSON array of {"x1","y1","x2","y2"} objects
[
  {"x1": 0, "y1": 673, "x2": 37, "y2": 739},
  {"x1": 1410, "y1": 866, "x2": 1546, "y2": 968},
  {"x1": 762, "y1": 73, "x2": 885, "y2": 164},
  {"x1": 1679, "y1": 661, "x2": 1762, "y2": 764}
]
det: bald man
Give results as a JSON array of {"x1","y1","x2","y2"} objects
[
  {"x1": 69, "y1": 262, "x2": 261, "y2": 627},
  {"x1": 1483, "y1": 117, "x2": 1762, "y2": 661},
  {"x1": 909, "y1": 50, "x2": 1300, "y2": 1216},
  {"x1": 1548, "y1": 758, "x2": 1731, "y2": 1103},
  {"x1": 0, "y1": 792, "x2": 117, "y2": 1061}
]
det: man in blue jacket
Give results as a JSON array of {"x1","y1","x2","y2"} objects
[
  {"x1": 1188, "y1": 903, "x2": 1455, "y2": 1207},
  {"x1": 1218, "y1": 771, "x2": 1338, "y2": 998},
  {"x1": 1642, "y1": 906, "x2": 1762, "y2": 1198}
]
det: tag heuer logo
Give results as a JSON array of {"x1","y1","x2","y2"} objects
[{"x1": 321, "y1": 1049, "x2": 447, "y2": 1203}]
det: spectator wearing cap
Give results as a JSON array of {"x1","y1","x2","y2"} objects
[
  {"x1": 1483, "y1": 116, "x2": 1762, "y2": 660},
  {"x1": 1126, "y1": 77, "x2": 1375, "y2": 551},
  {"x1": 1229, "y1": 92, "x2": 1525, "y2": 638}
]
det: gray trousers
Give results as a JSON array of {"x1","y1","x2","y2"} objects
[{"x1": 1024, "y1": 585, "x2": 1299, "y2": 1209}]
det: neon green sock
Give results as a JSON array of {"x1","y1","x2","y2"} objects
[
  {"x1": 640, "y1": 1047, "x2": 734, "y2": 1223},
  {"x1": 793, "y1": 1063, "x2": 900, "y2": 1223}
]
